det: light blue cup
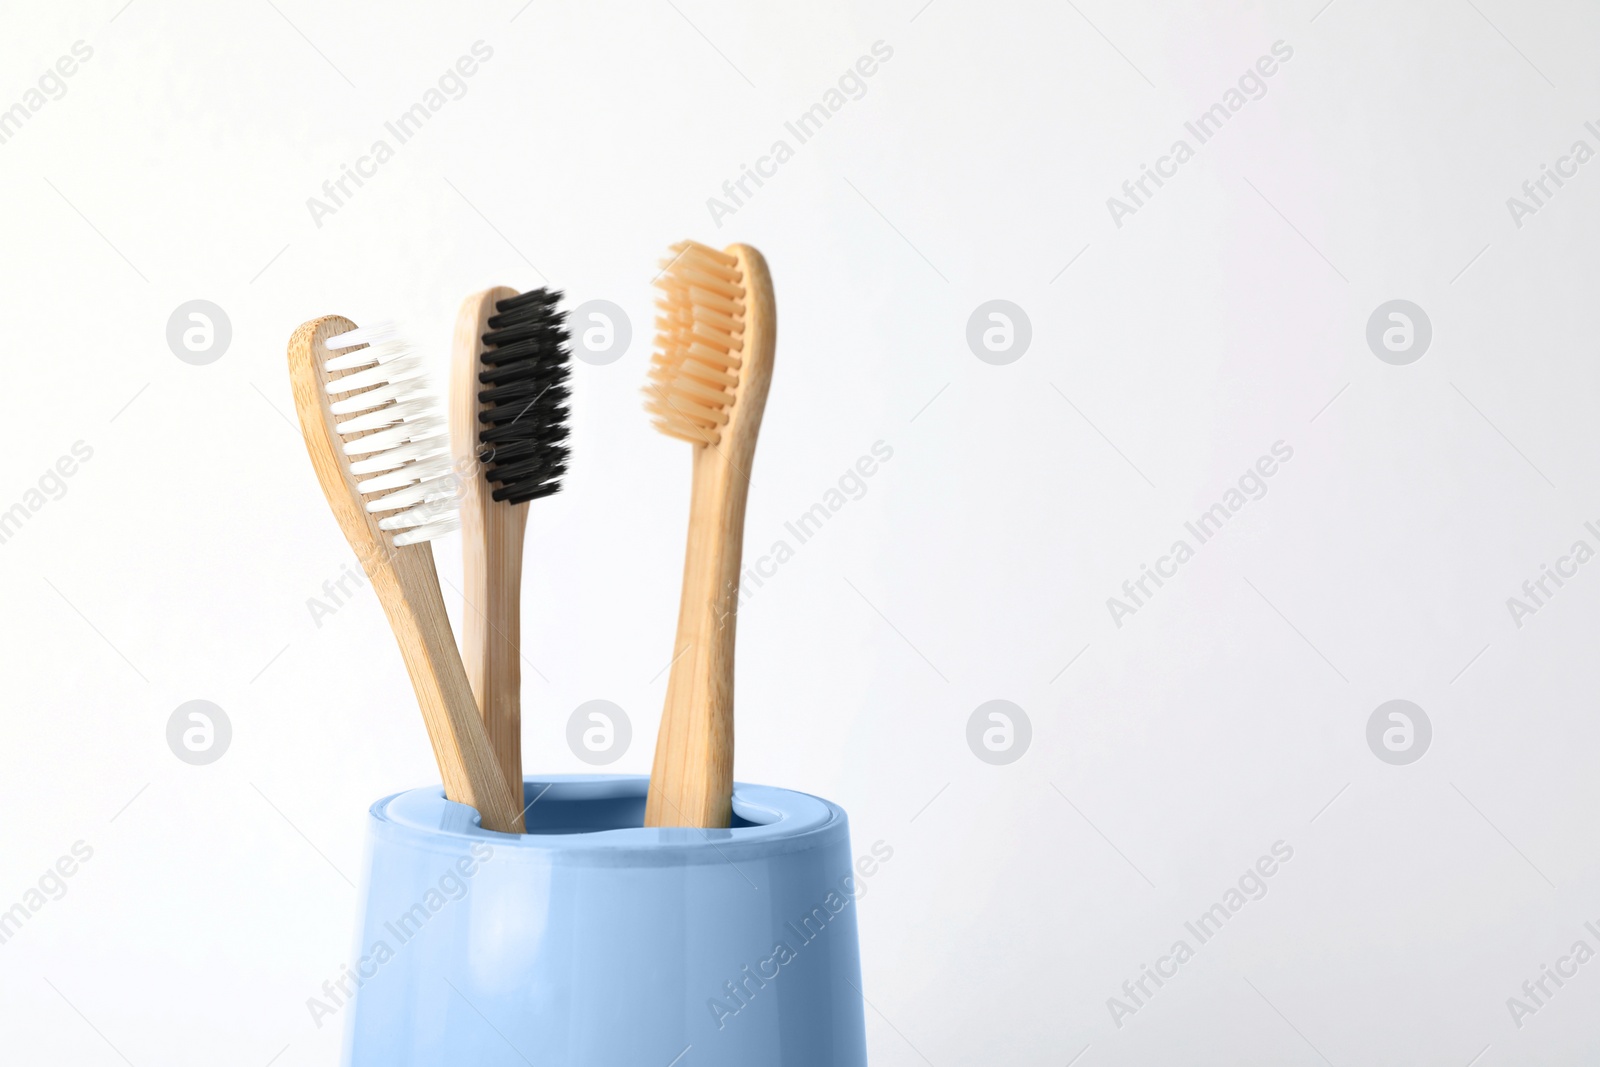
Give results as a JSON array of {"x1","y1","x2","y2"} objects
[{"x1": 342, "y1": 774, "x2": 868, "y2": 1066}]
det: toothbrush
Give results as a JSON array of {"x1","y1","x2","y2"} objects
[
  {"x1": 643, "y1": 241, "x2": 776, "y2": 828},
  {"x1": 287, "y1": 316, "x2": 524, "y2": 834},
  {"x1": 449, "y1": 287, "x2": 571, "y2": 801}
]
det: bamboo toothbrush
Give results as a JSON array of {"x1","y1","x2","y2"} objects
[
  {"x1": 643, "y1": 241, "x2": 776, "y2": 829},
  {"x1": 287, "y1": 316, "x2": 524, "y2": 834},
  {"x1": 449, "y1": 288, "x2": 571, "y2": 802}
]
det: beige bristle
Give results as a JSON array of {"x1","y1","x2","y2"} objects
[{"x1": 644, "y1": 240, "x2": 745, "y2": 446}]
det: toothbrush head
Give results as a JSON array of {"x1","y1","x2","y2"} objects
[
  {"x1": 320, "y1": 323, "x2": 459, "y2": 546},
  {"x1": 475, "y1": 287, "x2": 571, "y2": 504},
  {"x1": 644, "y1": 240, "x2": 749, "y2": 447}
]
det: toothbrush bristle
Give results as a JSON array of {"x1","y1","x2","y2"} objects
[
  {"x1": 322, "y1": 323, "x2": 459, "y2": 546},
  {"x1": 644, "y1": 240, "x2": 745, "y2": 446},
  {"x1": 477, "y1": 287, "x2": 571, "y2": 504}
]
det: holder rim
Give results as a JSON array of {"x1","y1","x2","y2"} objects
[{"x1": 369, "y1": 774, "x2": 848, "y2": 866}]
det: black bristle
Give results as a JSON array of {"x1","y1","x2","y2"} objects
[{"x1": 477, "y1": 287, "x2": 571, "y2": 504}]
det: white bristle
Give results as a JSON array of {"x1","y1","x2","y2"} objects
[{"x1": 323, "y1": 323, "x2": 458, "y2": 546}]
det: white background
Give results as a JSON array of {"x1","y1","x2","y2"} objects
[{"x1": 2, "y1": 1, "x2": 1598, "y2": 1063}]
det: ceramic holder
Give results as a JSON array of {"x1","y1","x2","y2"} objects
[{"x1": 343, "y1": 774, "x2": 869, "y2": 1066}]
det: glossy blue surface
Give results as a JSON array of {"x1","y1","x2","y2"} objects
[{"x1": 342, "y1": 775, "x2": 868, "y2": 1066}]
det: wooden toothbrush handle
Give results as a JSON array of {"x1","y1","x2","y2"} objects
[
  {"x1": 645, "y1": 444, "x2": 750, "y2": 828},
  {"x1": 462, "y1": 501, "x2": 528, "y2": 804},
  {"x1": 382, "y1": 543, "x2": 526, "y2": 834},
  {"x1": 451, "y1": 287, "x2": 528, "y2": 806}
]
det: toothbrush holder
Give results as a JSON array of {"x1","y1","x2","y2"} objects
[{"x1": 339, "y1": 774, "x2": 870, "y2": 1066}]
